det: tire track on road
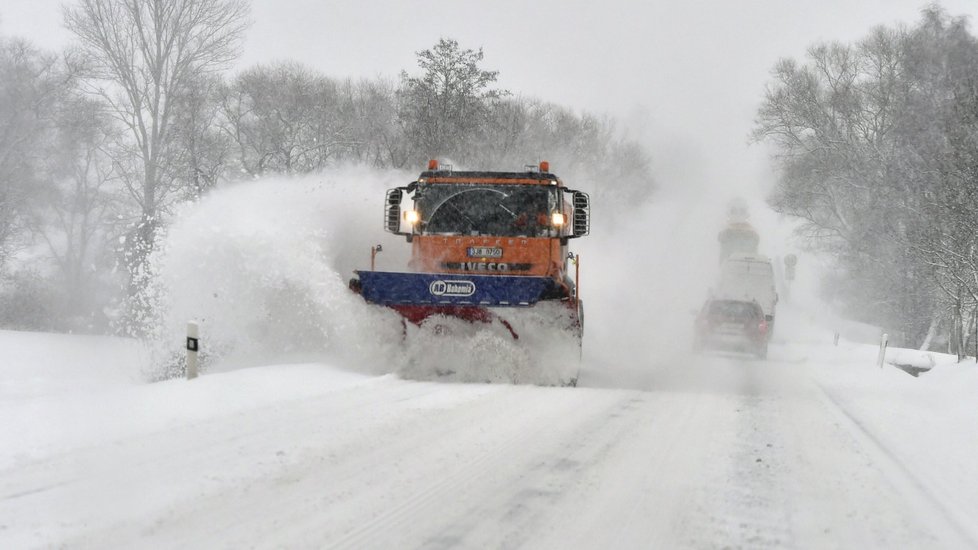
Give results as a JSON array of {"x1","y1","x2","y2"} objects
[{"x1": 327, "y1": 389, "x2": 634, "y2": 550}]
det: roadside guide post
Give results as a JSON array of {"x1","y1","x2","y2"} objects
[
  {"x1": 187, "y1": 321, "x2": 199, "y2": 380},
  {"x1": 877, "y1": 333, "x2": 888, "y2": 369}
]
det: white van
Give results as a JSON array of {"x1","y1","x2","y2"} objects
[{"x1": 715, "y1": 254, "x2": 778, "y2": 324}]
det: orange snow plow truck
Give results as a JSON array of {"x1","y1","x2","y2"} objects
[{"x1": 349, "y1": 160, "x2": 590, "y2": 342}]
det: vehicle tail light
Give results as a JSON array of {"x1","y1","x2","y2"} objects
[{"x1": 758, "y1": 320, "x2": 768, "y2": 334}]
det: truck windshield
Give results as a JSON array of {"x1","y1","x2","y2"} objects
[{"x1": 414, "y1": 184, "x2": 559, "y2": 237}]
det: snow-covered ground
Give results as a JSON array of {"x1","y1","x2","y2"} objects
[
  {"x1": 3, "y1": 169, "x2": 978, "y2": 548},
  {"x1": 2, "y1": 308, "x2": 978, "y2": 548}
]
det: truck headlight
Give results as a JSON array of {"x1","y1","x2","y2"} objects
[
  {"x1": 403, "y1": 210, "x2": 420, "y2": 225},
  {"x1": 551, "y1": 212, "x2": 565, "y2": 227}
]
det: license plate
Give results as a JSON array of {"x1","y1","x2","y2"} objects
[
  {"x1": 717, "y1": 323, "x2": 743, "y2": 336},
  {"x1": 467, "y1": 247, "x2": 503, "y2": 258}
]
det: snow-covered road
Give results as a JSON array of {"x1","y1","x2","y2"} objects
[{"x1": 3, "y1": 333, "x2": 976, "y2": 549}]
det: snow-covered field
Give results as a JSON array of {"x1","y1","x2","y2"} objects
[
  {"x1": 3, "y1": 170, "x2": 978, "y2": 548},
  {"x1": 2, "y1": 316, "x2": 978, "y2": 548}
]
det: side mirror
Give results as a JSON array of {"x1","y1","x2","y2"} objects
[
  {"x1": 572, "y1": 191, "x2": 590, "y2": 237},
  {"x1": 384, "y1": 188, "x2": 403, "y2": 233}
]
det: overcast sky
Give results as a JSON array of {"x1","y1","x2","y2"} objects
[{"x1": 2, "y1": 0, "x2": 976, "y2": 197}]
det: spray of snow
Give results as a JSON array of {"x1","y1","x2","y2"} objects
[{"x1": 147, "y1": 166, "x2": 410, "y2": 377}]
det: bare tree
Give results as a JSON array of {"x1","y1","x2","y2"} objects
[
  {"x1": 170, "y1": 73, "x2": 230, "y2": 199},
  {"x1": 27, "y1": 93, "x2": 125, "y2": 330},
  {"x1": 399, "y1": 38, "x2": 506, "y2": 165},
  {"x1": 63, "y1": 0, "x2": 249, "y2": 334},
  {"x1": 755, "y1": 7, "x2": 978, "y2": 350},
  {"x1": 896, "y1": 8, "x2": 978, "y2": 356},
  {"x1": 343, "y1": 77, "x2": 403, "y2": 168}
]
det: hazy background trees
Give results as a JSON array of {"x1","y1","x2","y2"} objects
[
  {"x1": 9, "y1": 0, "x2": 977, "y2": 357},
  {"x1": 0, "y1": 39, "x2": 66, "y2": 274},
  {"x1": 0, "y1": 6, "x2": 655, "y2": 335},
  {"x1": 7, "y1": 0, "x2": 977, "y2": 357},
  {"x1": 219, "y1": 62, "x2": 354, "y2": 176},
  {"x1": 0, "y1": 37, "x2": 79, "y2": 329},
  {"x1": 755, "y1": 6, "x2": 978, "y2": 355},
  {"x1": 28, "y1": 94, "x2": 124, "y2": 328}
]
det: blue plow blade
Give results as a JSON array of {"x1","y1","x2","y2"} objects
[{"x1": 355, "y1": 271, "x2": 557, "y2": 307}]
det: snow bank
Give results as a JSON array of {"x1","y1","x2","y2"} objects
[
  {"x1": 0, "y1": 329, "x2": 147, "y2": 400},
  {"x1": 0, "y1": 327, "x2": 381, "y2": 469},
  {"x1": 803, "y1": 340, "x2": 978, "y2": 533},
  {"x1": 885, "y1": 347, "x2": 960, "y2": 370},
  {"x1": 0, "y1": 359, "x2": 378, "y2": 470}
]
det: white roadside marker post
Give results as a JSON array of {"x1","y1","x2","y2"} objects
[
  {"x1": 877, "y1": 333, "x2": 888, "y2": 369},
  {"x1": 187, "y1": 321, "x2": 199, "y2": 380}
]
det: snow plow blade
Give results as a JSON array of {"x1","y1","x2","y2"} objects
[{"x1": 354, "y1": 270, "x2": 561, "y2": 307}]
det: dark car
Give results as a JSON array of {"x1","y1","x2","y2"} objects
[{"x1": 693, "y1": 299, "x2": 769, "y2": 358}]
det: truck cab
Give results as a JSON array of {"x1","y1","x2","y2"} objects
[
  {"x1": 385, "y1": 160, "x2": 590, "y2": 285},
  {"x1": 351, "y1": 160, "x2": 591, "y2": 333}
]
